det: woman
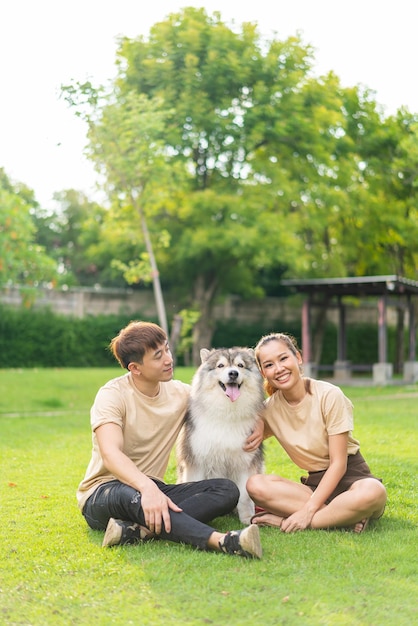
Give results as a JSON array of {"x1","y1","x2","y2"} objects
[{"x1": 246, "y1": 332, "x2": 387, "y2": 533}]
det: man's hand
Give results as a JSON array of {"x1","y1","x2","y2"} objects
[{"x1": 140, "y1": 482, "x2": 182, "y2": 535}]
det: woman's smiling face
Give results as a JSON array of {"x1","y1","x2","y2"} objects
[{"x1": 257, "y1": 339, "x2": 303, "y2": 391}]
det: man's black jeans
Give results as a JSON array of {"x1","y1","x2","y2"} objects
[{"x1": 82, "y1": 478, "x2": 240, "y2": 550}]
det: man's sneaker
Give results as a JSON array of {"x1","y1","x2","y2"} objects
[
  {"x1": 218, "y1": 524, "x2": 262, "y2": 559},
  {"x1": 102, "y1": 518, "x2": 153, "y2": 547}
]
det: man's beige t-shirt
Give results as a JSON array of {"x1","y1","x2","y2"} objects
[
  {"x1": 263, "y1": 378, "x2": 360, "y2": 472},
  {"x1": 76, "y1": 373, "x2": 190, "y2": 510}
]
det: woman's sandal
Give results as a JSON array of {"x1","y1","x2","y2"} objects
[{"x1": 250, "y1": 510, "x2": 285, "y2": 529}]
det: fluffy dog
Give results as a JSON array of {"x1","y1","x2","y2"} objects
[{"x1": 177, "y1": 347, "x2": 265, "y2": 524}]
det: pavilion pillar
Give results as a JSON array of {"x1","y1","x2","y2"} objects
[
  {"x1": 403, "y1": 296, "x2": 418, "y2": 382},
  {"x1": 373, "y1": 295, "x2": 393, "y2": 384},
  {"x1": 334, "y1": 297, "x2": 351, "y2": 380},
  {"x1": 301, "y1": 297, "x2": 316, "y2": 377}
]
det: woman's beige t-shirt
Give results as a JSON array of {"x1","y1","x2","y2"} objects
[
  {"x1": 76, "y1": 373, "x2": 190, "y2": 510},
  {"x1": 263, "y1": 378, "x2": 360, "y2": 472}
]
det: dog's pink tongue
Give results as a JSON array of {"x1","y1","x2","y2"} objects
[{"x1": 225, "y1": 384, "x2": 240, "y2": 402}]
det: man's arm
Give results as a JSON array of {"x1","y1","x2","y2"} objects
[{"x1": 95, "y1": 422, "x2": 182, "y2": 534}]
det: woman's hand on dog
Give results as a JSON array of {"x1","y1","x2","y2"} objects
[{"x1": 243, "y1": 418, "x2": 264, "y2": 451}]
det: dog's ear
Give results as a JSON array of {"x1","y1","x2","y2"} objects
[
  {"x1": 246, "y1": 348, "x2": 255, "y2": 357},
  {"x1": 200, "y1": 348, "x2": 211, "y2": 363}
]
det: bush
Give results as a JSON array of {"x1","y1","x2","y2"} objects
[
  {"x1": 0, "y1": 305, "x2": 405, "y2": 368},
  {"x1": 320, "y1": 322, "x2": 399, "y2": 367},
  {"x1": 0, "y1": 305, "x2": 153, "y2": 367},
  {"x1": 213, "y1": 320, "x2": 401, "y2": 369}
]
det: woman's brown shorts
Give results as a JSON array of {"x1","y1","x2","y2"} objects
[{"x1": 300, "y1": 451, "x2": 382, "y2": 503}]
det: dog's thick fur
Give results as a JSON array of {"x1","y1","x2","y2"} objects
[{"x1": 177, "y1": 347, "x2": 265, "y2": 524}]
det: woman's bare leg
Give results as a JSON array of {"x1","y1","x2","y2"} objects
[
  {"x1": 309, "y1": 478, "x2": 387, "y2": 530},
  {"x1": 247, "y1": 474, "x2": 312, "y2": 519},
  {"x1": 247, "y1": 474, "x2": 387, "y2": 531}
]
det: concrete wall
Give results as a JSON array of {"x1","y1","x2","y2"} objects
[
  {"x1": 0, "y1": 286, "x2": 159, "y2": 319},
  {"x1": 0, "y1": 285, "x2": 390, "y2": 326}
]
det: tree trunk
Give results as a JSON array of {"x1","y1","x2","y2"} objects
[
  {"x1": 136, "y1": 204, "x2": 168, "y2": 334},
  {"x1": 169, "y1": 314, "x2": 183, "y2": 366},
  {"x1": 191, "y1": 273, "x2": 219, "y2": 366}
]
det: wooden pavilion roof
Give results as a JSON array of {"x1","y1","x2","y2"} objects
[{"x1": 281, "y1": 275, "x2": 418, "y2": 297}]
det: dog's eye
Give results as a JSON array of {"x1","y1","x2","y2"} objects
[
  {"x1": 237, "y1": 363, "x2": 244, "y2": 368},
  {"x1": 217, "y1": 363, "x2": 224, "y2": 368}
]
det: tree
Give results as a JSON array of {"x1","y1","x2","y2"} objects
[
  {"x1": 350, "y1": 108, "x2": 418, "y2": 372},
  {"x1": 0, "y1": 169, "x2": 57, "y2": 293},
  {"x1": 33, "y1": 189, "x2": 110, "y2": 286},
  {"x1": 63, "y1": 7, "x2": 418, "y2": 363},
  {"x1": 112, "y1": 8, "x2": 357, "y2": 359},
  {"x1": 62, "y1": 80, "x2": 191, "y2": 332}
]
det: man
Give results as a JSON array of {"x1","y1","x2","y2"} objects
[{"x1": 77, "y1": 320, "x2": 263, "y2": 558}]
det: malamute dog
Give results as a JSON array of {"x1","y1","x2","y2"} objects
[{"x1": 177, "y1": 347, "x2": 265, "y2": 524}]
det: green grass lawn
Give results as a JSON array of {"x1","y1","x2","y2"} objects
[{"x1": 0, "y1": 368, "x2": 417, "y2": 625}]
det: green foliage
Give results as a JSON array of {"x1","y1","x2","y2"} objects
[
  {"x1": 0, "y1": 371, "x2": 416, "y2": 625},
  {"x1": 0, "y1": 168, "x2": 58, "y2": 287},
  {"x1": 0, "y1": 303, "x2": 408, "y2": 369},
  {"x1": 0, "y1": 305, "x2": 155, "y2": 367},
  {"x1": 319, "y1": 323, "x2": 402, "y2": 368},
  {"x1": 213, "y1": 320, "x2": 406, "y2": 370},
  {"x1": 174, "y1": 309, "x2": 201, "y2": 364},
  {"x1": 61, "y1": 7, "x2": 418, "y2": 361},
  {"x1": 33, "y1": 189, "x2": 111, "y2": 287}
]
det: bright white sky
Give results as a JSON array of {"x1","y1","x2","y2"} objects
[{"x1": 1, "y1": 0, "x2": 417, "y2": 210}]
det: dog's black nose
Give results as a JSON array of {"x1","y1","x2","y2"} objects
[{"x1": 228, "y1": 369, "x2": 238, "y2": 380}]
